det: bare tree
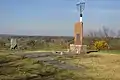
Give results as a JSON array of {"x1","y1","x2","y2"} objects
[
  {"x1": 97, "y1": 29, "x2": 105, "y2": 38},
  {"x1": 117, "y1": 30, "x2": 120, "y2": 38},
  {"x1": 88, "y1": 31, "x2": 94, "y2": 38},
  {"x1": 88, "y1": 29, "x2": 103, "y2": 38},
  {"x1": 109, "y1": 30, "x2": 116, "y2": 38},
  {"x1": 102, "y1": 26, "x2": 109, "y2": 38}
]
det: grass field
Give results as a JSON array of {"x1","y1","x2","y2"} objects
[
  {"x1": 0, "y1": 52, "x2": 81, "y2": 80},
  {"x1": 0, "y1": 51, "x2": 120, "y2": 80},
  {"x1": 66, "y1": 52, "x2": 120, "y2": 80},
  {"x1": 100, "y1": 50, "x2": 120, "y2": 54}
]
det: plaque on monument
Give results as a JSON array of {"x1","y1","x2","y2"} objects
[{"x1": 76, "y1": 34, "x2": 80, "y2": 44}]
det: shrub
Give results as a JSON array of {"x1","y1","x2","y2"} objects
[
  {"x1": 26, "y1": 40, "x2": 36, "y2": 47},
  {"x1": 0, "y1": 40, "x2": 6, "y2": 49},
  {"x1": 93, "y1": 40, "x2": 109, "y2": 50}
]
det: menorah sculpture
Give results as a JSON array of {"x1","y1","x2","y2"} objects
[{"x1": 70, "y1": 1, "x2": 87, "y2": 54}]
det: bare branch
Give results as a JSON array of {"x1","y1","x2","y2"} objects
[
  {"x1": 102, "y1": 26, "x2": 109, "y2": 38},
  {"x1": 117, "y1": 30, "x2": 120, "y2": 38}
]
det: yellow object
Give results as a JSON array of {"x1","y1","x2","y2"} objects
[{"x1": 93, "y1": 40, "x2": 109, "y2": 50}]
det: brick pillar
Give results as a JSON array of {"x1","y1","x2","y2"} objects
[{"x1": 74, "y1": 22, "x2": 83, "y2": 45}]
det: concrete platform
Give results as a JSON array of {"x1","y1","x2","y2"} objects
[{"x1": 70, "y1": 44, "x2": 87, "y2": 54}]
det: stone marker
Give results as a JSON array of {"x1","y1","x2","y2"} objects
[{"x1": 10, "y1": 38, "x2": 17, "y2": 50}]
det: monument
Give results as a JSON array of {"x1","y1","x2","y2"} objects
[{"x1": 70, "y1": 0, "x2": 87, "y2": 54}]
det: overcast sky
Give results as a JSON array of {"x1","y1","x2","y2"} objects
[{"x1": 1, "y1": 0, "x2": 120, "y2": 36}]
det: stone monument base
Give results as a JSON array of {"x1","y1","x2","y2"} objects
[{"x1": 69, "y1": 44, "x2": 87, "y2": 54}]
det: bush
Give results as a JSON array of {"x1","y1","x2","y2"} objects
[
  {"x1": 26, "y1": 40, "x2": 36, "y2": 47},
  {"x1": 93, "y1": 40, "x2": 109, "y2": 50},
  {"x1": 0, "y1": 40, "x2": 6, "y2": 49}
]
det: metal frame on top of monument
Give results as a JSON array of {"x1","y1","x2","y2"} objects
[{"x1": 76, "y1": 0, "x2": 85, "y2": 22}]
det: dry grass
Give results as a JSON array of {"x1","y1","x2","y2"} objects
[
  {"x1": 0, "y1": 52, "x2": 81, "y2": 80},
  {"x1": 68, "y1": 52, "x2": 120, "y2": 80},
  {"x1": 1, "y1": 51, "x2": 120, "y2": 80}
]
